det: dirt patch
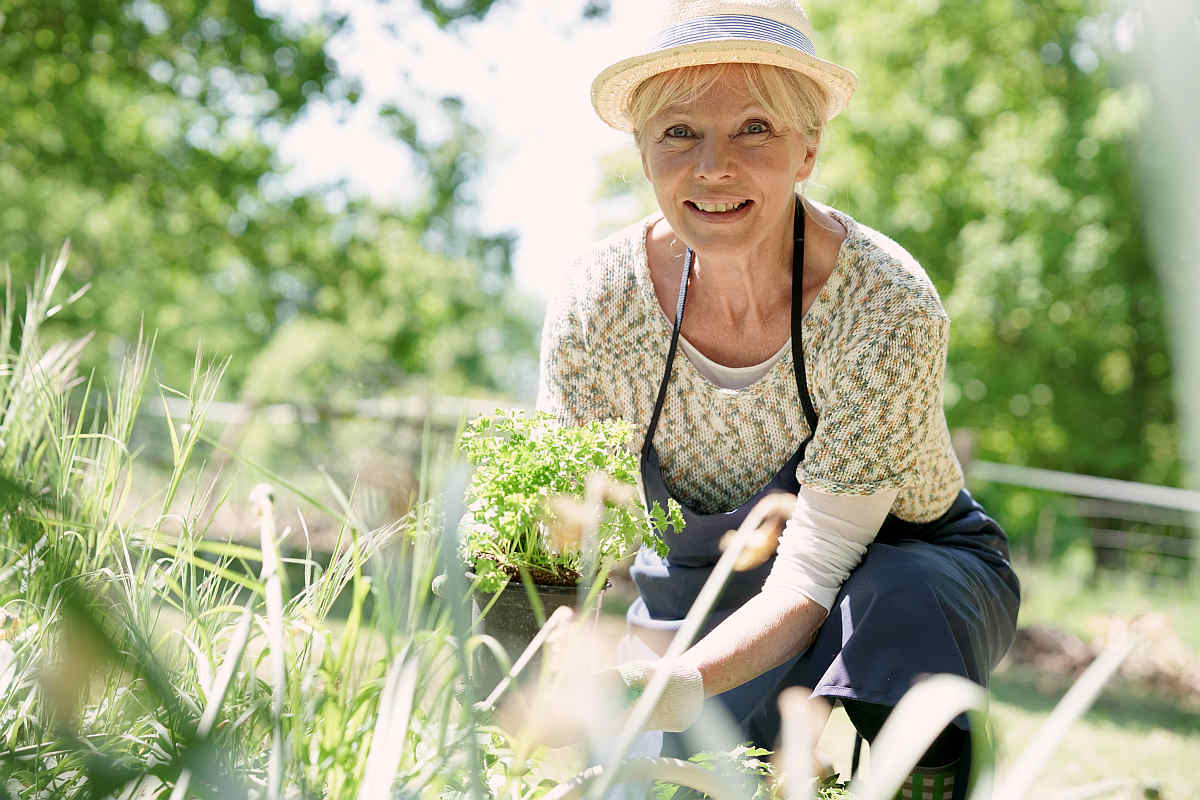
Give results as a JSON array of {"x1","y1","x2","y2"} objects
[{"x1": 1001, "y1": 613, "x2": 1200, "y2": 707}]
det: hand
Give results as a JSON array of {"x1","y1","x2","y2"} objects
[
  {"x1": 496, "y1": 658, "x2": 704, "y2": 747},
  {"x1": 612, "y1": 659, "x2": 705, "y2": 733}
]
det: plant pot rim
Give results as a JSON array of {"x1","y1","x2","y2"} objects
[{"x1": 464, "y1": 571, "x2": 611, "y2": 594}]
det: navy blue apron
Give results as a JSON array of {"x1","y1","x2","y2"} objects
[{"x1": 627, "y1": 201, "x2": 1020, "y2": 747}]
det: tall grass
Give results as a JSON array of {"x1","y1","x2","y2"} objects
[
  {"x1": 0, "y1": 253, "x2": 1149, "y2": 799},
  {"x1": 0, "y1": 252, "x2": 510, "y2": 798}
]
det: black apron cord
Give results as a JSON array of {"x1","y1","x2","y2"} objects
[
  {"x1": 642, "y1": 247, "x2": 693, "y2": 460},
  {"x1": 791, "y1": 200, "x2": 819, "y2": 434},
  {"x1": 644, "y1": 197, "x2": 817, "y2": 460}
]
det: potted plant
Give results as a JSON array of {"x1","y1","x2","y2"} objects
[{"x1": 456, "y1": 409, "x2": 682, "y2": 680}]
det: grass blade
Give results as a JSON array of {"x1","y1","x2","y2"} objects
[
  {"x1": 357, "y1": 652, "x2": 419, "y2": 800},
  {"x1": 170, "y1": 605, "x2": 254, "y2": 800},
  {"x1": 995, "y1": 633, "x2": 1138, "y2": 800},
  {"x1": 588, "y1": 493, "x2": 796, "y2": 800},
  {"x1": 475, "y1": 604, "x2": 574, "y2": 713},
  {"x1": 251, "y1": 483, "x2": 287, "y2": 800},
  {"x1": 847, "y1": 674, "x2": 988, "y2": 800},
  {"x1": 548, "y1": 756, "x2": 744, "y2": 800}
]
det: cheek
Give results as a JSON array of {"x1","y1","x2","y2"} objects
[
  {"x1": 643, "y1": 151, "x2": 689, "y2": 187},
  {"x1": 747, "y1": 147, "x2": 796, "y2": 176}
]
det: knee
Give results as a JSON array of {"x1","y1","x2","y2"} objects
[{"x1": 841, "y1": 546, "x2": 939, "y2": 615}]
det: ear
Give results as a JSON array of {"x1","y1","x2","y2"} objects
[{"x1": 794, "y1": 130, "x2": 822, "y2": 182}]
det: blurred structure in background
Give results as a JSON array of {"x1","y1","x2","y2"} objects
[{"x1": 0, "y1": 0, "x2": 539, "y2": 399}]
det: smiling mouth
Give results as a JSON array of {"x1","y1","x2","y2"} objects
[{"x1": 687, "y1": 200, "x2": 751, "y2": 214}]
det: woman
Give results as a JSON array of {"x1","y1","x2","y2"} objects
[{"x1": 536, "y1": 2, "x2": 1020, "y2": 798}]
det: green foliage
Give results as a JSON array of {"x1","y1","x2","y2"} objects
[
  {"x1": 652, "y1": 745, "x2": 849, "y2": 800},
  {"x1": 418, "y1": 0, "x2": 505, "y2": 28},
  {"x1": 0, "y1": 0, "x2": 537, "y2": 397},
  {"x1": 239, "y1": 216, "x2": 538, "y2": 403},
  {"x1": 458, "y1": 409, "x2": 681, "y2": 592},
  {"x1": 0, "y1": 266, "x2": 482, "y2": 798},
  {"x1": 0, "y1": 0, "x2": 341, "y2": 389},
  {"x1": 806, "y1": 0, "x2": 1178, "y2": 486}
]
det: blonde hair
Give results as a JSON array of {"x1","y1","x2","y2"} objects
[{"x1": 629, "y1": 62, "x2": 829, "y2": 148}]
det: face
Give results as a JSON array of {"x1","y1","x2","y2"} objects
[{"x1": 639, "y1": 70, "x2": 817, "y2": 261}]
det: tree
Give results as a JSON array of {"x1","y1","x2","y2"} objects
[
  {"x1": 0, "y1": 0, "x2": 537, "y2": 396},
  {"x1": 1, "y1": 0, "x2": 338, "y2": 387},
  {"x1": 808, "y1": 0, "x2": 1178, "y2": 489}
]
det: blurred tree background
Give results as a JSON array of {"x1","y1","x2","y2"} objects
[
  {"x1": 0, "y1": 0, "x2": 535, "y2": 399},
  {"x1": 0, "y1": 0, "x2": 1188, "y2": 546},
  {"x1": 810, "y1": 0, "x2": 1186, "y2": 546},
  {"x1": 812, "y1": 0, "x2": 1177, "y2": 488}
]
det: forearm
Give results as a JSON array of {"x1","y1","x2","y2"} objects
[
  {"x1": 617, "y1": 488, "x2": 898, "y2": 730},
  {"x1": 677, "y1": 486, "x2": 899, "y2": 698},
  {"x1": 678, "y1": 590, "x2": 828, "y2": 697}
]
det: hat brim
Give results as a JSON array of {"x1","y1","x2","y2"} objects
[{"x1": 591, "y1": 39, "x2": 857, "y2": 132}]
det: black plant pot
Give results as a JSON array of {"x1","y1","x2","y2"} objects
[{"x1": 467, "y1": 574, "x2": 608, "y2": 694}]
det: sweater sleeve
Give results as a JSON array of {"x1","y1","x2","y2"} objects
[
  {"x1": 535, "y1": 272, "x2": 615, "y2": 427},
  {"x1": 799, "y1": 312, "x2": 949, "y2": 495}
]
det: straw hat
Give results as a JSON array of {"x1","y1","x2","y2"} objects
[{"x1": 591, "y1": 0, "x2": 857, "y2": 132}]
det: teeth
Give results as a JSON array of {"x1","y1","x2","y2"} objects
[{"x1": 694, "y1": 200, "x2": 747, "y2": 213}]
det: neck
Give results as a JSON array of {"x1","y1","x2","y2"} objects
[{"x1": 689, "y1": 196, "x2": 796, "y2": 323}]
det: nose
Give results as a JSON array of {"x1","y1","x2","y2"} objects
[{"x1": 693, "y1": 135, "x2": 735, "y2": 182}]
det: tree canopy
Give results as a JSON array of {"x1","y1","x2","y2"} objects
[
  {"x1": 0, "y1": 0, "x2": 532, "y2": 396},
  {"x1": 809, "y1": 0, "x2": 1177, "y2": 487}
]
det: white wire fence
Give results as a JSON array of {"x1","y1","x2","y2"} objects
[{"x1": 141, "y1": 393, "x2": 1200, "y2": 577}]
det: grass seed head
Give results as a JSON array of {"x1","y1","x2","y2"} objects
[
  {"x1": 720, "y1": 492, "x2": 796, "y2": 571},
  {"x1": 546, "y1": 497, "x2": 588, "y2": 552},
  {"x1": 0, "y1": 607, "x2": 18, "y2": 641}
]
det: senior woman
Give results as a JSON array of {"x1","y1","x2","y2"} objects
[{"x1": 536, "y1": 2, "x2": 1020, "y2": 798}]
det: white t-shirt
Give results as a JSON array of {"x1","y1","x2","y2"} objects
[{"x1": 678, "y1": 335, "x2": 790, "y2": 390}]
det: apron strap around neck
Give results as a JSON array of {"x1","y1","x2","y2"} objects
[
  {"x1": 792, "y1": 201, "x2": 819, "y2": 435},
  {"x1": 643, "y1": 247, "x2": 692, "y2": 459}
]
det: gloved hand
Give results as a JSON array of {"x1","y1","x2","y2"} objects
[
  {"x1": 612, "y1": 659, "x2": 705, "y2": 733},
  {"x1": 494, "y1": 657, "x2": 705, "y2": 747}
]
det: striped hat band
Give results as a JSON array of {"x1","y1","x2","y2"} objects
[{"x1": 652, "y1": 14, "x2": 818, "y2": 58}]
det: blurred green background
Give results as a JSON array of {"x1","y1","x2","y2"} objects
[
  {"x1": 0, "y1": 0, "x2": 1194, "y2": 559},
  {"x1": 2, "y1": 0, "x2": 1198, "y2": 794}
]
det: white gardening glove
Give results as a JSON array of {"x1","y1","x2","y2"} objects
[{"x1": 614, "y1": 659, "x2": 705, "y2": 733}]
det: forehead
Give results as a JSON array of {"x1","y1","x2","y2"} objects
[{"x1": 652, "y1": 73, "x2": 766, "y2": 118}]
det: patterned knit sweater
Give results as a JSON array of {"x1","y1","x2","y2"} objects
[{"x1": 536, "y1": 208, "x2": 964, "y2": 523}]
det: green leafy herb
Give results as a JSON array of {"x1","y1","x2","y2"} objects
[
  {"x1": 458, "y1": 409, "x2": 682, "y2": 592},
  {"x1": 653, "y1": 744, "x2": 850, "y2": 800}
]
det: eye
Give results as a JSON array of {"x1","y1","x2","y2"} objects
[
  {"x1": 664, "y1": 124, "x2": 694, "y2": 139},
  {"x1": 742, "y1": 120, "x2": 772, "y2": 135}
]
